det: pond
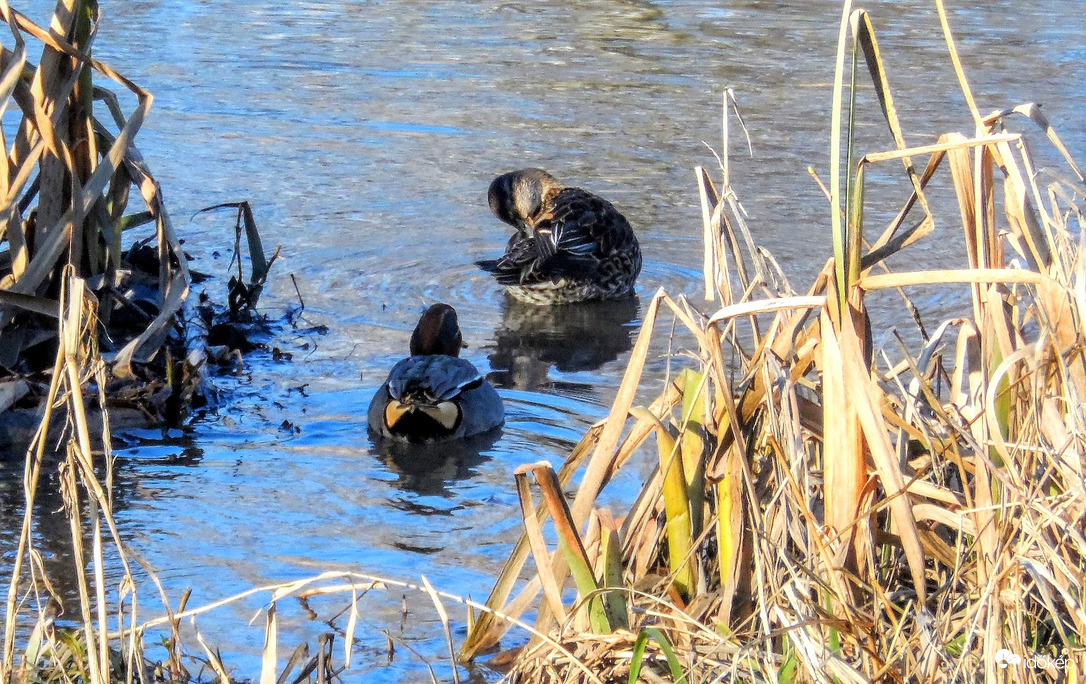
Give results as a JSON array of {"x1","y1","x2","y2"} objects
[{"x1": 3, "y1": 1, "x2": 1085, "y2": 681}]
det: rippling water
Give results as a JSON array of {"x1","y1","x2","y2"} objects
[{"x1": 3, "y1": 0, "x2": 1085, "y2": 679}]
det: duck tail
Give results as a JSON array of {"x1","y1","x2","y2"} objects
[{"x1": 474, "y1": 258, "x2": 500, "y2": 273}]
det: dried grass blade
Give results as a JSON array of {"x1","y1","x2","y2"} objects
[
  {"x1": 859, "y1": 268, "x2": 1046, "y2": 290},
  {"x1": 527, "y1": 462, "x2": 610, "y2": 634},
  {"x1": 192, "y1": 620, "x2": 231, "y2": 684},
  {"x1": 933, "y1": 0, "x2": 981, "y2": 125},
  {"x1": 862, "y1": 150, "x2": 943, "y2": 269},
  {"x1": 696, "y1": 167, "x2": 720, "y2": 302},
  {"x1": 513, "y1": 463, "x2": 568, "y2": 626},
  {"x1": 570, "y1": 289, "x2": 663, "y2": 526},
  {"x1": 343, "y1": 588, "x2": 359, "y2": 669},
  {"x1": 990, "y1": 139, "x2": 1052, "y2": 270},
  {"x1": 260, "y1": 603, "x2": 278, "y2": 684},
  {"x1": 112, "y1": 275, "x2": 188, "y2": 377},
  {"x1": 820, "y1": 306, "x2": 865, "y2": 573},
  {"x1": 0, "y1": 4, "x2": 26, "y2": 200},
  {"x1": 838, "y1": 306, "x2": 928, "y2": 605},
  {"x1": 853, "y1": 11, "x2": 938, "y2": 249},
  {"x1": 861, "y1": 134, "x2": 1018, "y2": 165},
  {"x1": 2, "y1": 330, "x2": 65, "y2": 672},
  {"x1": 706, "y1": 295, "x2": 825, "y2": 328},
  {"x1": 983, "y1": 102, "x2": 1085, "y2": 184},
  {"x1": 419, "y1": 575, "x2": 460, "y2": 684}
]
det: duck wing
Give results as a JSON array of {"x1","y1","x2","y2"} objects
[
  {"x1": 485, "y1": 231, "x2": 553, "y2": 285},
  {"x1": 386, "y1": 355, "x2": 483, "y2": 402},
  {"x1": 539, "y1": 187, "x2": 609, "y2": 248},
  {"x1": 489, "y1": 188, "x2": 631, "y2": 286}
]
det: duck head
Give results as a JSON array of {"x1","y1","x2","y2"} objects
[
  {"x1": 488, "y1": 168, "x2": 559, "y2": 231},
  {"x1": 409, "y1": 303, "x2": 463, "y2": 356}
]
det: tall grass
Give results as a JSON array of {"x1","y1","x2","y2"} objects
[
  {"x1": 459, "y1": 3, "x2": 1086, "y2": 682},
  {"x1": 0, "y1": 0, "x2": 195, "y2": 681}
]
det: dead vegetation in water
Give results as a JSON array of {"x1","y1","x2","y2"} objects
[
  {"x1": 0, "y1": 1, "x2": 274, "y2": 682},
  {"x1": 0, "y1": 1, "x2": 276, "y2": 448},
  {"x1": 0, "y1": 0, "x2": 196, "y2": 435}
]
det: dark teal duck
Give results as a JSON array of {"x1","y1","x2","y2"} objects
[
  {"x1": 479, "y1": 168, "x2": 642, "y2": 305},
  {"x1": 367, "y1": 303, "x2": 503, "y2": 442}
]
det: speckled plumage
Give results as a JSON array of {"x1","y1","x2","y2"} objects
[
  {"x1": 480, "y1": 169, "x2": 641, "y2": 305},
  {"x1": 367, "y1": 304, "x2": 504, "y2": 442}
]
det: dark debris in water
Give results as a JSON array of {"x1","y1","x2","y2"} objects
[{"x1": 0, "y1": 199, "x2": 333, "y2": 454}]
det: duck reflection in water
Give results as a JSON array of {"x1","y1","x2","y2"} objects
[
  {"x1": 487, "y1": 296, "x2": 640, "y2": 391},
  {"x1": 372, "y1": 430, "x2": 500, "y2": 498}
]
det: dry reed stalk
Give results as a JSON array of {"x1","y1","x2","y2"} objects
[
  {"x1": 3, "y1": 266, "x2": 146, "y2": 683},
  {"x1": 0, "y1": 3, "x2": 271, "y2": 683},
  {"x1": 0, "y1": 0, "x2": 208, "y2": 437},
  {"x1": 456, "y1": 3, "x2": 1086, "y2": 682}
]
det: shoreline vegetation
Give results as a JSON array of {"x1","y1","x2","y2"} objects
[{"x1": 2, "y1": 1, "x2": 1085, "y2": 683}]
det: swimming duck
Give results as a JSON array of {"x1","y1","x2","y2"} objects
[
  {"x1": 367, "y1": 303, "x2": 504, "y2": 442},
  {"x1": 479, "y1": 168, "x2": 642, "y2": 305}
]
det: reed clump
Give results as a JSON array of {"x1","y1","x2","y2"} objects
[
  {"x1": 0, "y1": 2, "x2": 270, "y2": 682},
  {"x1": 0, "y1": 2, "x2": 275, "y2": 448},
  {"x1": 0, "y1": 0, "x2": 199, "y2": 436},
  {"x1": 459, "y1": 3, "x2": 1086, "y2": 682},
  {"x1": 0, "y1": 0, "x2": 194, "y2": 675}
]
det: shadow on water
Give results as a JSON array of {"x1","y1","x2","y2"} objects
[
  {"x1": 371, "y1": 428, "x2": 501, "y2": 498},
  {"x1": 486, "y1": 296, "x2": 640, "y2": 392},
  {"x1": 0, "y1": 431, "x2": 206, "y2": 628}
]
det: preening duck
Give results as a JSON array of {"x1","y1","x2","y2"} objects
[
  {"x1": 479, "y1": 168, "x2": 641, "y2": 305},
  {"x1": 367, "y1": 303, "x2": 504, "y2": 442}
]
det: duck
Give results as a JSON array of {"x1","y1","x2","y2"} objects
[
  {"x1": 367, "y1": 303, "x2": 504, "y2": 442},
  {"x1": 478, "y1": 168, "x2": 642, "y2": 305}
]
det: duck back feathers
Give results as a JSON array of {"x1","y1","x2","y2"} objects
[{"x1": 483, "y1": 169, "x2": 641, "y2": 305}]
